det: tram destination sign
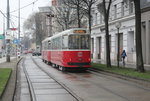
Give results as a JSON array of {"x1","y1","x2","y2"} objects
[{"x1": 74, "y1": 30, "x2": 86, "y2": 34}]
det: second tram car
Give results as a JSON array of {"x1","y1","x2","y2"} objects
[{"x1": 42, "y1": 28, "x2": 90, "y2": 71}]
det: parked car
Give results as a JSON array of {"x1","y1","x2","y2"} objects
[
  {"x1": 32, "y1": 51, "x2": 41, "y2": 56},
  {"x1": 23, "y1": 50, "x2": 28, "y2": 54}
]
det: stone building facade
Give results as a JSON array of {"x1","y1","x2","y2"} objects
[
  {"x1": 141, "y1": 0, "x2": 150, "y2": 64},
  {"x1": 91, "y1": 0, "x2": 150, "y2": 65},
  {"x1": 91, "y1": 0, "x2": 136, "y2": 64}
]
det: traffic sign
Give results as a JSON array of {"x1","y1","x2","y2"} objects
[
  {"x1": 10, "y1": 28, "x2": 17, "y2": 31},
  {"x1": 0, "y1": 35, "x2": 4, "y2": 39},
  {"x1": 13, "y1": 39, "x2": 20, "y2": 44}
]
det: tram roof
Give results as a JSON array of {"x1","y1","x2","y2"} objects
[
  {"x1": 51, "y1": 28, "x2": 88, "y2": 38},
  {"x1": 42, "y1": 37, "x2": 51, "y2": 43},
  {"x1": 42, "y1": 28, "x2": 88, "y2": 42}
]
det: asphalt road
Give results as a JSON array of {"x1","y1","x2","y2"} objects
[{"x1": 15, "y1": 55, "x2": 150, "y2": 101}]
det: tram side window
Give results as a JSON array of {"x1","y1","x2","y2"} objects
[
  {"x1": 53, "y1": 39, "x2": 57, "y2": 49},
  {"x1": 56, "y1": 37, "x2": 62, "y2": 49},
  {"x1": 44, "y1": 42, "x2": 46, "y2": 50},
  {"x1": 55, "y1": 38, "x2": 58, "y2": 49},
  {"x1": 52, "y1": 37, "x2": 61, "y2": 50},
  {"x1": 62, "y1": 35, "x2": 68, "y2": 49},
  {"x1": 51, "y1": 39, "x2": 55, "y2": 50}
]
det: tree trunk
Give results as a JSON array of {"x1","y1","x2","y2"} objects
[
  {"x1": 103, "y1": 0, "x2": 111, "y2": 67},
  {"x1": 88, "y1": 7, "x2": 92, "y2": 34},
  {"x1": 77, "y1": 5, "x2": 81, "y2": 28},
  {"x1": 105, "y1": 15, "x2": 111, "y2": 67},
  {"x1": 134, "y1": 0, "x2": 145, "y2": 72}
]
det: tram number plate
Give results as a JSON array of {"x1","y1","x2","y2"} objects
[{"x1": 77, "y1": 52, "x2": 83, "y2": 57}]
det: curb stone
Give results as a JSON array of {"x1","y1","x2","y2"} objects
[
  {"x1": 89, "y1": 67, "x2": 150, "y2": 88},
  {"x1": 0, "y1": 70, "x2": 12, "y2": 99},
  {"x1": 0, "y1": 58, "x2": 22, "y2": 101}
]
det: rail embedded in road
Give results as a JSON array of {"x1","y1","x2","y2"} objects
[{"x1": 15, "y1": 56, "x2": 80, "y2": 101}]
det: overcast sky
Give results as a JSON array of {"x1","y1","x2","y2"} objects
[{"x1": 0, "y1": 0, "x2": 51, "y2": 35}]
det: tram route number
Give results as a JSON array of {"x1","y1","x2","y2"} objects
[{"x1": 74, "y1": 30, "x2": 86, "y2": 34}]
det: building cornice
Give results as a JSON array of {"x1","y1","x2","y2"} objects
[
  {"x1": 92, "y1": 14, "x2": 135, "y2": 30},
  {"x1": 141, "y1": 7, "x2": 150, "y2": 13}
]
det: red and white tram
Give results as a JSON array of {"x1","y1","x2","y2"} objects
[{"x1": 42, "y1": 28, "x2": 91, "y2": 71}]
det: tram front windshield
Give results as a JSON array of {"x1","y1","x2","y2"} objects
[{"x1": 68, "y1": 35, "x2": 90, "y2": 49}]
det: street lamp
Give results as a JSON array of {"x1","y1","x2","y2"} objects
[
  {"x1": 115, "y1": 22, "x2": 121, "y2": 67},
  {"x1": 6, "y1": 0, "x2": 11, "y2": 62}
]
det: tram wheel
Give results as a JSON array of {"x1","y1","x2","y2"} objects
[
  {"x1": 52, "y1": 63, "x2": 56, "y2": 68},
  {"x1": 48, "y1": 62, "x2": 51, "y2": 65},
  {"x1": 59, "y1": 66, "x2": 66, "y2": 72}
]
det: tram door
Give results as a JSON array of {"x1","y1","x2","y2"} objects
[{"x1": 91, "y1": 38, "x2": 94, "y2": 58}]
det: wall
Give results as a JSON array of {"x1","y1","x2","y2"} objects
[{"x1": 91, "y1": 0, "x2": 137, "y2": 64}]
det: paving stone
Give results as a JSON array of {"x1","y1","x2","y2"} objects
[
  {"x1": 36, "y1": 94, "x2": 77, "y2": 101},
  {"x1": 35, "y1": 89, "x2": 68, "y2": 95}
]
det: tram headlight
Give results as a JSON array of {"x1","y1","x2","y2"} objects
[{"x1": 88, "y1": 58, "x2": 91, "y2": 62}]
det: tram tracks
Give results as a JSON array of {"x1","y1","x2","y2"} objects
[
  {"x1": 36, "y1": 55, "x2": 150, "y2": 91},
  {"x1": 88, "y1": 68, "x2": 150, "y2": 90},
  {"x1": 15, "y1": 56, "x2": 82, "y2": 101},
  {"x1": 33, "y1": 56, "x2": 150, "y2": 101},
  {"x1": 34, "y1": 61, "x2": 129, "y2": 101},
  {"x1": 66, "y1": 70, "x2": 150, "y2": 101},
  {"x1": 31, "y1": 56, "x2": 83, "y2": 101},
  {"x1": 22, "y1": 58, "x2": 37, "y2": 101},
  {"x1": 65, "y1": 72, "x2": 132, "y2": 101}
]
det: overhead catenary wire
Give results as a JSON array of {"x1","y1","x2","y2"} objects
[
  {"x1": 0, "y1": 9, "x2": 18, "y2": 31},
  {"x1": 0, "y1": 10, "x2": 7, "y2": 18},
  {"x1": 32, "y1": 2, "x2": 35, "y2": 12},
  {"x1": 0, "y1": 9, "x2": 25, "y2": 33},
  {"x1": 10, "y1": 14, "x2": 26, "y2": 20},
  {"x1": 10, "y1": 0, "x2": 39, "y2": 13}
]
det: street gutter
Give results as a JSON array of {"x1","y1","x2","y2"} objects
[{"x1": 89, "y1": 67, "x2": 150, "y2": 88}]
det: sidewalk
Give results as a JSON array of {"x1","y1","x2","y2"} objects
[
  {"x1": 0, "y1": 56, "x2": 17, "y2": 64},
  {"x1": 92, "y1": 59, "x2": 150, "y2": 71},
  {"x1": 0, "y1": 56, "x2": 20, "y2": 101}
]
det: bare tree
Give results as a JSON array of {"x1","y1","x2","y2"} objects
[
  {"x1": 34, "y1": 13, "x2": 46, "y2": 51},
  {"x1": 97, "y1": 0, "x2": 112, "y2": 67},
  {"x1": 23, "y1": 13, "x2": 36, "y2": 39},
  {"x1": 63, "y1": 0, "x2": 86, "y2": 28},
  {"x1": 53, "y1": 6, "x2": 77, "y2": 31},
  {"x1": 23, "y1": 12, "x2": 47, "y2": 51},
  {"x1": 82, "y1": 0, "x2": 97, "y2": 33},
  {"x1": 133, "y1": 0, "x2": 145, "y2": 72},
  {"x1": 22, "y1": 36, "x2": 31, "y2": 49}
]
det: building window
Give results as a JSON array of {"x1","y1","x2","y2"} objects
[
  {"x1": 147, "y1": 0, "x2": 150, "y2": 2},
  {"x1": 114, "y1": 5, "x2": 117, "y2": 19},
  {"x1": 100, "y1": 14, "x2": 103, "y2": 24},
  {"x1": 95, "y1": 13, "x2": 97, "y2": 25},
  {"x1": 129, "y1": 1, "x2": 134, "y2": 14},
  {"x1": 121, "y1": 2, "x2": 125, "y2": 17}
]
